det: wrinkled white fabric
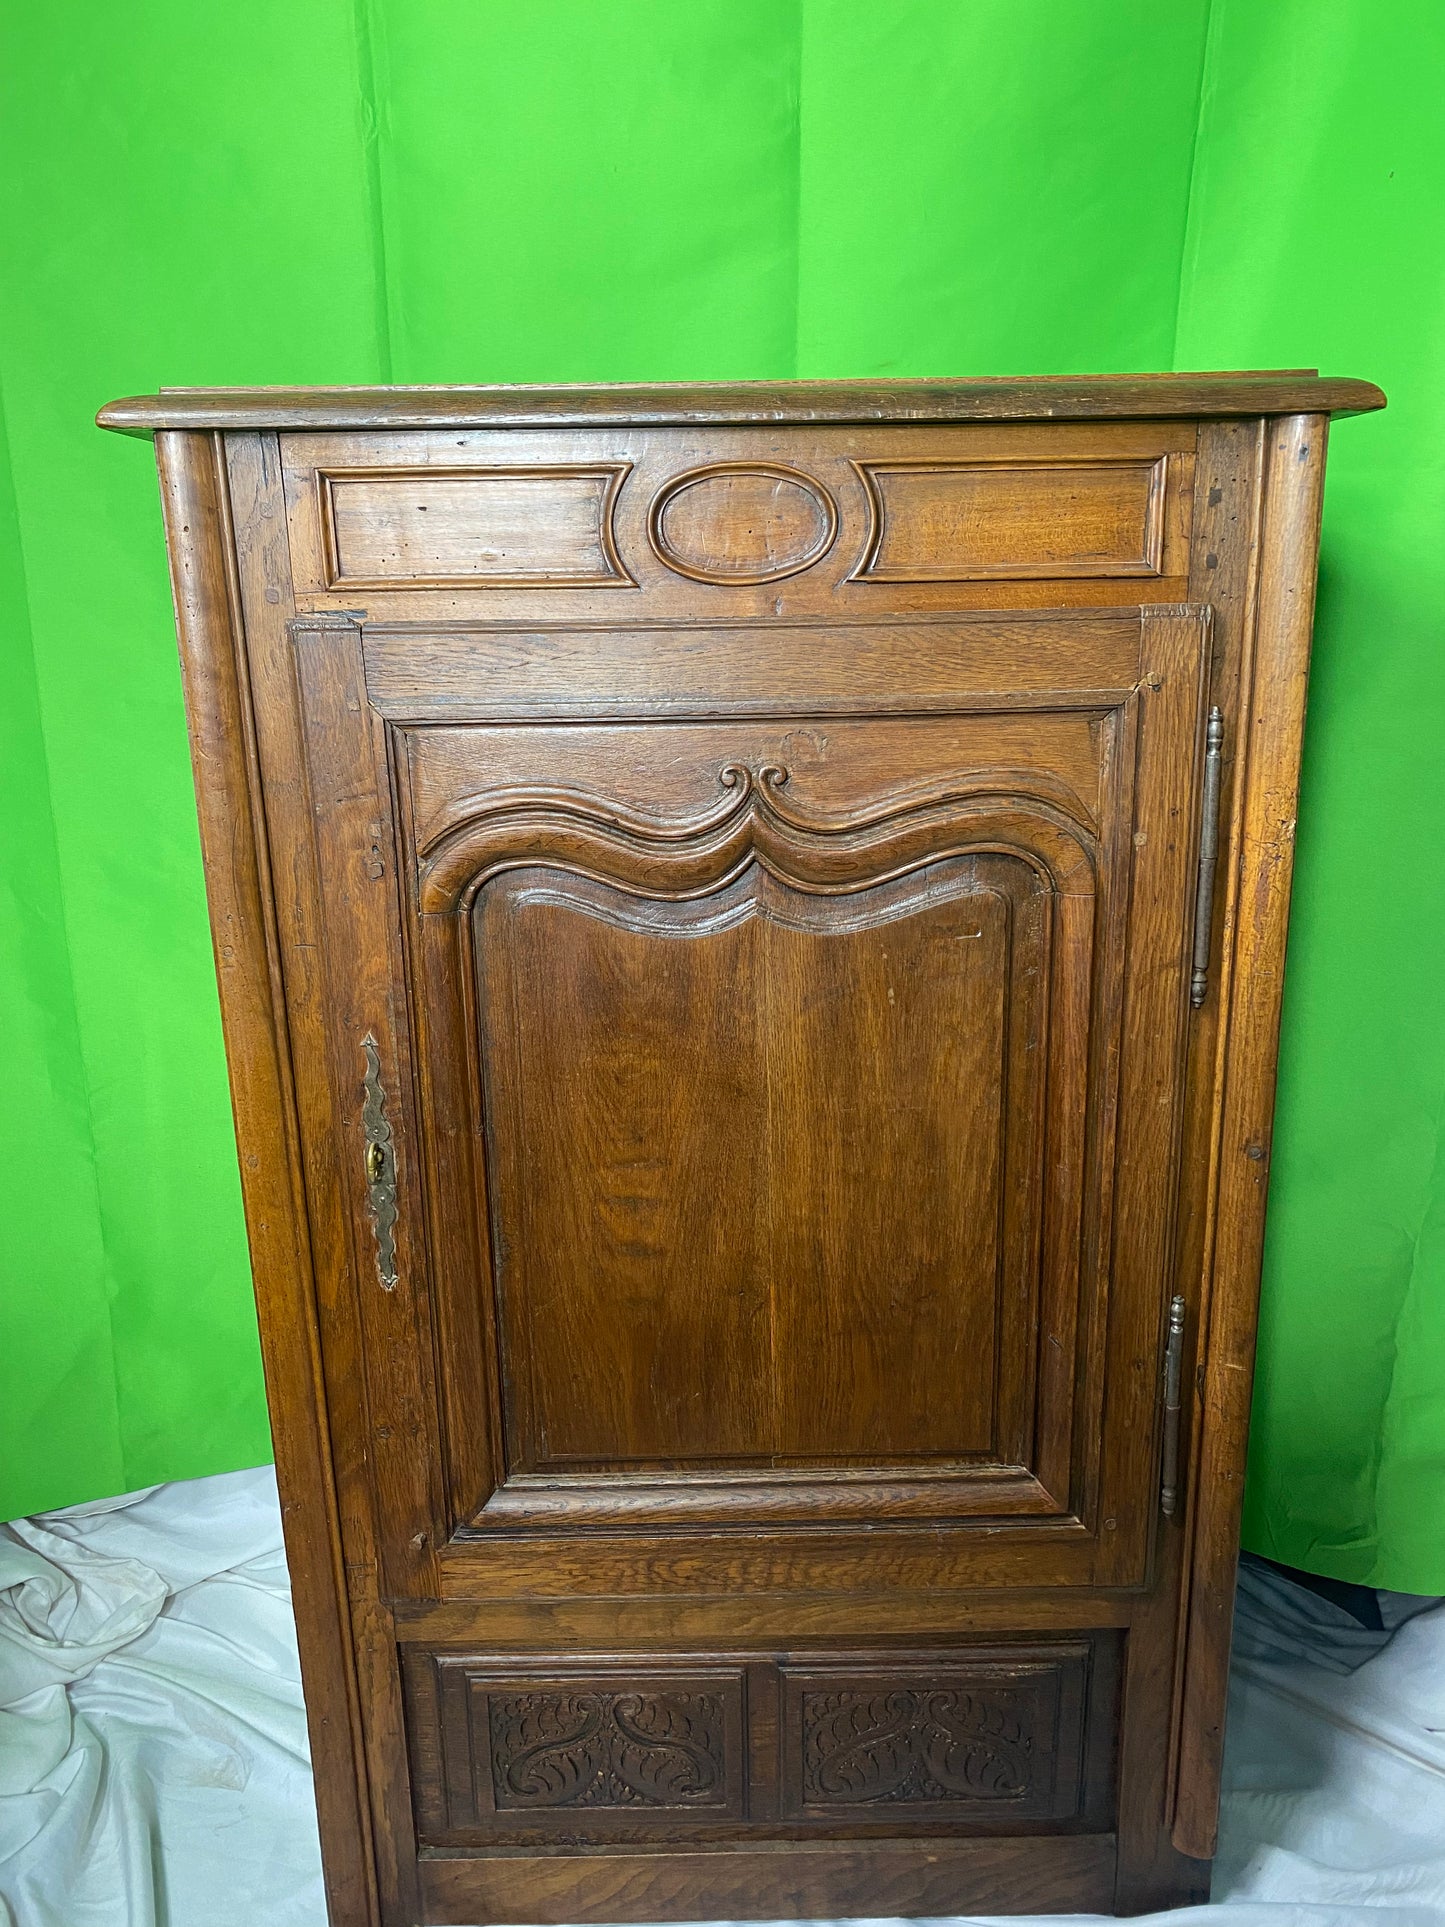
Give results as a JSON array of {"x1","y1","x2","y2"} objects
[
  {"x1": 0, "y1": 1468, "x2": 1442, "y2": 1927},
  {"x1": 0, "y1": 1468, "x2": 323, "y2": 1927},
  {"x1": 1209, "y1": 1611, "x2": 1445, "y2": 1916}
]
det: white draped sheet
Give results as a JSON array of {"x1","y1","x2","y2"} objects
[
  {"x1": 1, "y1": 1468, "x2": 1442, "y2": 1926},
  {"x1": 0, "y1": 1470, "x2": 322, "y2": 1927}
]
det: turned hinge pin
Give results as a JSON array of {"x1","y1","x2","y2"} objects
[
  {"x1": 1160, "y1": 1295, "x2": 1186, "y2": 1517},
  {"x1": 1190, "y1": 708, "x2": 1225, "y2": 1008}
]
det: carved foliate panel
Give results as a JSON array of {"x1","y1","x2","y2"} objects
[
  {"x1": 801, "y1": 1688, "x2": 1036, "y2": 1804},
  {"x1": 426, "y1": 1660, "x2": 746, "y2": 1831},
  {"x1": 781, "y1": 1651, "x2": 1089, "y2": 1822},
  {"x1": 406, "y1": 1643, "x2": 1105, "y2": 1842},
  {"x1": 488, "y1": 1688, "x2": 729, "y2": 1810}
]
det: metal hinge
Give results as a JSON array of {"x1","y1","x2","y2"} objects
[
  {"x1": 1160, "y1": 1295, "x2": 1186, "y2": 1516},
  {"x1": 1190, "y1": 708, "x2": 1225, "y2": 1007}
]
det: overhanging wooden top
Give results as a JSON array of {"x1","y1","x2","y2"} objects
[{"x1": 97, "y1": 372, "x2": 1386, "y2": 438}]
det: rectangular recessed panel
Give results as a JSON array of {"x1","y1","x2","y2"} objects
[
  {"x1": 856, "y1": 459, "x2": 1165, "y2": 580},
  {"x1": 474, "y1": 858, "x2": 1048, "y2": 1476},
  {"x1": 361, "y1": 610, "x2": 1147, "y2": 720},
  {"x1": 415, "y1": 1837, "x2": 1120, "y2": 1923},
  {"x1": 322, "y1": 467, "x2": 629, "y2": 585}
]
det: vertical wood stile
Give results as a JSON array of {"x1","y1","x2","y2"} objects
[
  {"x1": 1172, "y1": 414, "x2": 1331, "y2": 1857},
  {"x1": 153, "y1": 431, "x2": 381, "y2": 1927}
]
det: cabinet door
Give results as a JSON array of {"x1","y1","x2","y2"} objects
[{"x1": 288, "y1": 603, "x2": 1209, "y2": 1600}]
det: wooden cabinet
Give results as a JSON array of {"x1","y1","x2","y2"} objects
[{"x1": 99, "y1": 373, "x2": 1384, "y2": 1924}]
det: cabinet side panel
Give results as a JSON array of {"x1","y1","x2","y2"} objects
[
  {"x1": 1111, "y1": 419, "x2": 1266, "y2": 1914},
  {"x1": 1173, "y1": 415, "x2": 1330, "y2": 1857},
  {"x1": 153, "y1": 430, "x2": 380, "y2": 1927}
]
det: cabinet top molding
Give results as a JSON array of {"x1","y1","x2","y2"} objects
[{"x1": 97, "y1": 371, "x2": 1385, "y2": 438}]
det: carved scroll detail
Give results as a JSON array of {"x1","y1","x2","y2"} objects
[
  {"x1": 488, "y1": 1690, "x2": 727, "y2": 1809},
  {"x1": 800, "y1": 1686, "x2": 1036, "y2": 1805},
  {"x1": 419, "y1": 758, "x2": 1098, "y2": 913}
]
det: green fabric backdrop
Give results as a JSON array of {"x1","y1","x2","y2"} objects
[{"x1": 2, "y1": 1, "x2": 1440, "y2": 1589}]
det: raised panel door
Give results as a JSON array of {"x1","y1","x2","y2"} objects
[{"x1": 283, "y1": 605, "x2": 1210, "y2": 1597}]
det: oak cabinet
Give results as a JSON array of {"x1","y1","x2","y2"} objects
[{"x1": 99, "y1": 373, "x2": 1384, "y2": 1924}]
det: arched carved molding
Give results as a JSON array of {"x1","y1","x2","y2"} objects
[
  {"x1": 489, "y1": 861, "x2": 1020, "y2": 945},
  {"x1": 415, "y1": 760, "x2": 1099, "y2": 861},
  {"x1": 417, "y1": 760, "x2": 1098, "y2": 914}
]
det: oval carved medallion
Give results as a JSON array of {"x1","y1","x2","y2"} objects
[{"x1": 649, "y1": 465, "x2": 838, "y2": 584}]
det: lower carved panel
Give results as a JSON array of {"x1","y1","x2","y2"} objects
[
  {"x1": 800, "y1": 1689, "x2": 1034, "y2": 1804},
  {"x1": 420, "y1": 1661, "x2": 746, "y2": 1832},
  {"x1": 489, "y1": 1688, "x2": 730, "y2": 1811},
  {"x1": 782, "y1": 1654, "x2": 1086, "y2": 1821},
  {"x1": 404, "y1": 1640, "x2": 1111, "y2": 1845}
]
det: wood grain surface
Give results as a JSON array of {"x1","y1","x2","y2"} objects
[
  {"x1": 99, "y1": 370, "x2": 1383, "y2": 435},
  {"x1": 110, "y1": 377, "x2": 1377, "y2": 1922}
]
